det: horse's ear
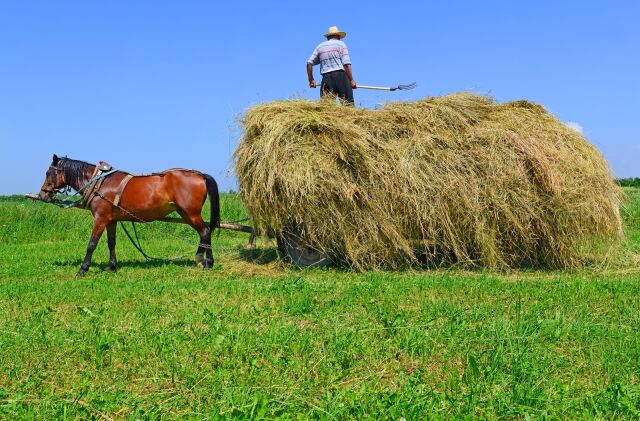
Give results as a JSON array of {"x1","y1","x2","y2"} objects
[{"x1": 52, "y1": 154, "x2": 59, "y2": 165}]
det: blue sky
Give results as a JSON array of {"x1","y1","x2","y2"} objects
[{"x1": 1, "y1": 0, "x2": 638, "y2": 194}]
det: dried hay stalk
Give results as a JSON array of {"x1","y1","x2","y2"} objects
[{"x1": 235, "y1": 94, "x2": 623, "y2": 270}]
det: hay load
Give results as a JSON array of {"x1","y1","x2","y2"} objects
[{"x1": 235, "y1": 94, "x2": 623, "y2": 270}]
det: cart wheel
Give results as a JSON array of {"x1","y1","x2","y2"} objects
[{"x1": 278, "y1": 227, "x2": 333, "y2": 268}]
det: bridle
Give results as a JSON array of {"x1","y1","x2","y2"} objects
[{"x1": 41, "y1": 165, "x2": 71, "y2": 196}]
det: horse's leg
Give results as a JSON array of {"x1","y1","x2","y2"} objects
[
  {"x1": 202, "y1": 222, "x2": 213, "y2": 267},
  {"x1": 104, "y1": 222, "x2": 117, "y2": 272},
  {"x1": 178, "y1": 209, "x2": 213, "y2": 268},
  {"x1": 78, "y1": 218, "x2": 108, "y2": 276}
]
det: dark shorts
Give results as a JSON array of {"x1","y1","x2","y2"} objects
[{"x1": 321, "y1": 70, "x2": 354, "y2": 104}]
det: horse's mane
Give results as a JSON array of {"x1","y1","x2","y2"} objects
[{"x1": 58, "y1": 157, "x2": 94, "y2": 189}]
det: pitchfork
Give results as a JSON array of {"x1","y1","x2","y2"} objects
[
  {"x1": 356, "y1": 82, "x2": 417, "y2": 91},
  {"x1": 312, "y1": 82, "x2": 417, "y2": 91}
]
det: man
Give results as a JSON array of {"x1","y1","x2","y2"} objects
[{"x1": 307, "y1": 26, "x2": 357, "y2": 104}]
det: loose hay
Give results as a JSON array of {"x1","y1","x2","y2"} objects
[{"x1": 235, "y1": 94, "x2": 623, "y2": 270}]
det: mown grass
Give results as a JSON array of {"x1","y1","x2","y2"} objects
[{"x1": 1, "y1": 190, "x2": 639, "y2": 419}]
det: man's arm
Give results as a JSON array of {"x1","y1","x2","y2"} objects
[
  {"x1": 307, "y1": 62, "x2": 317, "y2": 88},
  {"x1": 344, "y1": 64, "x2": 357, "y2": 89}
]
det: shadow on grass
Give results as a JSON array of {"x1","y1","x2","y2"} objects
[
  {"x1": 238, "y1": 247, "x2": 280, "y2": 265},
  {"x1": 50, "y1": 246, "x2": 282, "y2": 272},
  {"x1": 50, "y1": 258, "x2": 195, "y2": 269}
]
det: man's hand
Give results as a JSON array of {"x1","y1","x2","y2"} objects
[
  {"x1": 309, "y1": 80, "x2": 317, "y2": 88},
  {"x1": 344, "y1": 64, "x2": 356, "y2": 89}
]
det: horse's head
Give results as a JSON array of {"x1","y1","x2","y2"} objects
[{"x1": 38, "y1": 154, "x2": 66, "y2": 202}]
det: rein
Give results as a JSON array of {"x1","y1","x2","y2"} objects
[{"x1": 119, "y1": 220, "x2": 183, "y2": 262}]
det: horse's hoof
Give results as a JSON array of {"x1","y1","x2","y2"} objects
[
  {"x1": 76, "y1": 270, "x2": 87, "y2": 277},
  {"x1": 195, "y1": 254, "x2": 206, "y2": 268},
  {"x1": 103, "y1": 265, "x2": 117, "y2": 272},
  {"x1": 204, "y1": 259, "x2": 214, "y2": 269}
]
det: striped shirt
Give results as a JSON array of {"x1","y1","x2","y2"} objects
[{"x1": 307, "y1": 39, "x2": 351, "y2": 74}]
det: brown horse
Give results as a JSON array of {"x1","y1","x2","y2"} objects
[{"x1": 38, "y1": 155, "x2": 220, "y2": 275}]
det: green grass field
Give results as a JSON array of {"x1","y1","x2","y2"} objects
[{"x1": 1, "y1": 189, "x2": 639, "y2": 419}]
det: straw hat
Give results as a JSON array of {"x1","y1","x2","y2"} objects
[{"x1": 324, "y1": 26, "x2": 346, "y2": 39}]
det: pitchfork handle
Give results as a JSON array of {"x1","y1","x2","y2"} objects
[
  {"x1": 311, "y1": 85, "x2": 394, "y2": 91},
  {"x1": 355, "y1": 85, "x2": 394, "y2": 91}
]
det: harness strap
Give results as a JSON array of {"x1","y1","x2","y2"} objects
[
  {"x1": 74, "y1": 166, "x2": 118, "y2": 208},
  {"x1": 113, "y1": 174, "x2": 134, "y2": 207},
  {"x1": 80, "y1": 167, "x2": 106, "y2": 206},
  {"x1": 80, "y1": 166, "x2": 100, "y2": 202}
]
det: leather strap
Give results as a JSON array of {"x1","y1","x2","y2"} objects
[
  {"x1": 79, "y1": 164, "x2": 116, "y2": 207},
  {"x1": 113, "y1": 174, "x2": 134, "y2": 207},
  {"x1": 80, "y1": 166, "x2": 103, "y2": 207}
]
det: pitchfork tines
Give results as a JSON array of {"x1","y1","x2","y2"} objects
[{"x1": 390, "y1": 82, "x2": 417, "y2": 91}]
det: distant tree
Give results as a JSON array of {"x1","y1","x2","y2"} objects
[{"x1": 617, "y1": 178, "x2": 640, "y2": 187}]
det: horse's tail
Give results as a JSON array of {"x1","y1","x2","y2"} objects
[{"x1": 203, "y1": 174, "x2": 220, "y2": 233}]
